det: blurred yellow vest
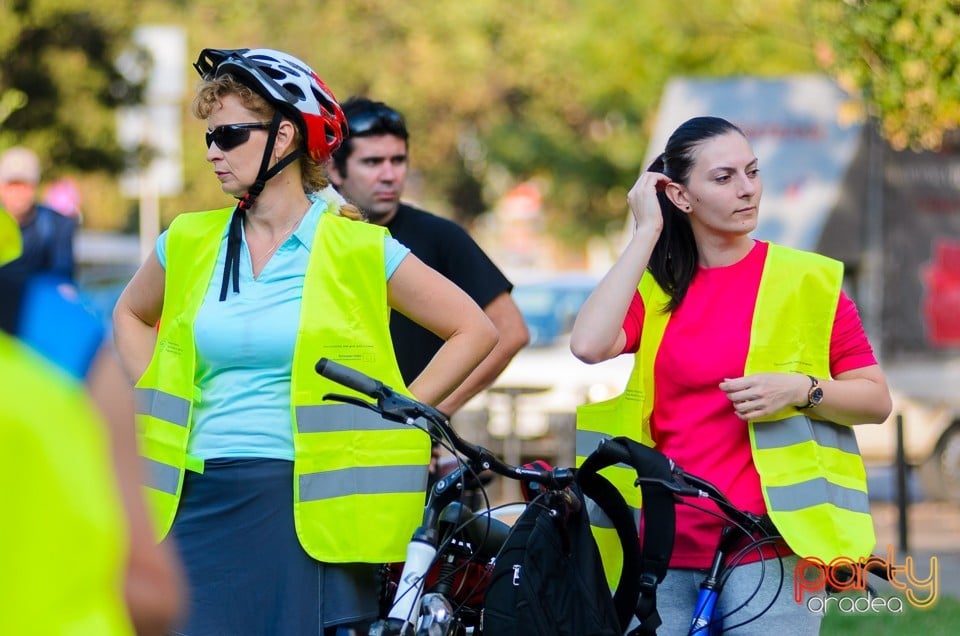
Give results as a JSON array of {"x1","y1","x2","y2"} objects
[{"x1": 0, "y1": 333, "x2": 132, "y2": 635}]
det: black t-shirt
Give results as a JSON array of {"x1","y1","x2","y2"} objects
[{"x1": 386, "y1": 203, "x2": 512, "y2": 384}]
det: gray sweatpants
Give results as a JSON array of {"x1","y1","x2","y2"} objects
[{"x1": 650, "y1": 556, "x2": 823, "y2": 635}]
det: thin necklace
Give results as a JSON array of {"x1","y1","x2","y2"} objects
[{"x1": 251, "y1": 215, "x2": 302, "y2": 274}]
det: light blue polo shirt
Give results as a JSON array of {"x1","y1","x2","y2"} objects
[{"x1": 156, "y1": 196, "x2": 409, "y2": 460}]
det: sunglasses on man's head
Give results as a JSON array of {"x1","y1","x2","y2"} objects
[
  {"x1": 205, "y1": 122, "x2": 271, "y2": 151},
  {"x1": 347, "y1": 106, "x2": 406, "y2": 137}
]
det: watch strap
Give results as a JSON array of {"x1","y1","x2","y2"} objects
[{"x1": 799, "y1": 375, "x2": 819, "y2": 409}]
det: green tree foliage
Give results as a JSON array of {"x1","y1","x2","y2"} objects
[
  {"x1": 158, "y1": 0, "x2": 817, "y2": 243},
  {"x1": 809, "y1": 0, "x2": 960, "y2": 151},
  {"x1": 4, "y1": 0, "x2": 824, "y2": 241},
  {"x1": 0, "y1": 1, "x2": 142, "y2": 176}
]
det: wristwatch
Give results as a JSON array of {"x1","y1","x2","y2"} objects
[{"x1": 799, "y1": 375, "x2": 824, "y2": 409}]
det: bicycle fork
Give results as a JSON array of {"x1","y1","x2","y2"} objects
[
  {"x1": 416, "y1": 552, "x2": 463, "y2": 636},
  {"x1": 689, "y1": 527, "x2": 737, "y2": 636},
  {"x1": 370, "y1": 536, "x2": 437, "y2": 636}
]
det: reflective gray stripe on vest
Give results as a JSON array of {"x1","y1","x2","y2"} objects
[
  {"x1": 585, "y1": 495, "x2": 640, "y2": 531},
  {"x1": 766, "y1": 477, "x2": 870, "y2": 515},
  {"x1": 576, "y1": 429, "x2": 612, "y2": 458},
  {"x1": 143, "y1": 458, "x2": 180, "y2": 495},
  {"x1": 753, "y1": 415, "x2": 860, "y2": 455},
  {"x1": 135, "y1": 388, "x2": 190, "y2": 427},
  {"x1": 299, "y1": 464, "x2": 428, "y2": 502},
  {"x1": 296, "y1": 403, "x2": 421, "y2": 434},
  {"x1": 576, "y1": 429, "x2": 636, "y2": 473}
]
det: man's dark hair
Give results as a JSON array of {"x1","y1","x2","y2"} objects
[{"x1": 331, "y1": 97, "x2": 409, "y2": 176}]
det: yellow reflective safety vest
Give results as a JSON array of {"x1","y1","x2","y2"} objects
[
  {"x1": 135, "y1": 206, "x2": 430, "y2": 563},
  {"x1": 577, "y1": 243, "x2": 874, "y2": 584},
  {"x1": 0, "y1": 333, "x2": 133, "y2": 635}
]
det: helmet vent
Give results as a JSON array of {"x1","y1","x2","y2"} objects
[{"x1": 284, "y1": 83, "x2": 306, "y2": 101}]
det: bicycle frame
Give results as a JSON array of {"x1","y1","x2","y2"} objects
[
  {"x1": 375, "y1": 457, "x2": 509, "y2": 636},
  {"x1": 315, "y1": 357, "x2": 575, "y2": 636},
  {"x1": 671, "y1": 464, "x2": 783, "y2": 635},
  {"x1": 688, "y1": 526, "x2": 779, "y2": 635},
  {"x1": 601, "y1": 437, "x2": 785, "y2": 635}
]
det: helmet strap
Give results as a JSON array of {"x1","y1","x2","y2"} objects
[{"x1": 218, "y1": 111, "x2": 304, "y2": 301}]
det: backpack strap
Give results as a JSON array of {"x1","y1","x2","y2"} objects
[
  {"x1": 577, "y1": 436, "x2": 677, "y2": 635},
  {"x1": 576, "y1": 467, "x2": 643, "y2": 631}
]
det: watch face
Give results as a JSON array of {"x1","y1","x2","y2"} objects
[{"x1": 810, "y1": 386, "x2": 824, "y2": 405}]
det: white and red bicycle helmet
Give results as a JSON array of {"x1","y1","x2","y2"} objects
[{"x1": 194, "y1": 47, "x2": 347, "y2": 161}]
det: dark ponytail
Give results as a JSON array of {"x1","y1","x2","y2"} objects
[
  {"x1": 646, "y1": 117, "x2": 745, "y2": 312},
  {"x1": 646, "y1": 153, "x2": 697, "y2": 313}
]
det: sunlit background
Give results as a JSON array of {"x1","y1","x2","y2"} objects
[{"x1": 4, "y1": 0, "x2": 960, "y2": 566}]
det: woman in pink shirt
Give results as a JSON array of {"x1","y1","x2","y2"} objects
[{"x1": 571, "y1": 116, "x2": 892, "y2": 634}]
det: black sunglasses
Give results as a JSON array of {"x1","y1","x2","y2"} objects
[
  {"x1": 205, "y1": 122, "x2": 271, "y2": 151},
  {"x1": 347, "y1": 106, "x2": 407, "y2": 137}
]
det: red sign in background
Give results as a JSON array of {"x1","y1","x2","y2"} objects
[
  {"x1": 878, "y1": 142, "x2": 960, "y2": 358},
  {"x1": 922, "y1": 239, "x2": 960, "y2": 346}
]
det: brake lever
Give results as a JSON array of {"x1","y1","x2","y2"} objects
[
  {"x1": 635, "y1": 476, "x2": 705, "y2": 498},
  {"x1": 666, "y1": 464, "x2": 711, "y2": 498},
  {"x1": 325, "y1": 391, "x2": 452, "y2": 450},
  {"x1": 324, "y1": 390, "x2": 435, "y2": 424},
  {"x1": 323, "y1": 392, "x2": 384, "y2": 413},
  {"x1": 380, "y1": 393, "x2": 439, "y2": 423}
]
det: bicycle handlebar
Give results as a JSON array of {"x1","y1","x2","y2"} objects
[
  {"x1": 316, "y1": 357, "x2": 576, "y2": 490},
  {"x1": 318, "y1": 357, "x2": 582, "y2": 636},
  {"x1": 315, "y1": 357, "x2": 385, "y2": 398},
  {"x1": 591, "y1": 436, "x2": 774, "y2": 537}
]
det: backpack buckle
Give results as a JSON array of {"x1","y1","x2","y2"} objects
[{"x1": 638, "y1": 571, "x2": 658, "y2": 594}]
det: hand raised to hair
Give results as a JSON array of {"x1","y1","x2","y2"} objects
[
  {"x1": 627, "y1": 171, "x2": 669, "y2": 235},
  {"x1": 719, "y1": 373, "x2": 809, "y2": 421}
]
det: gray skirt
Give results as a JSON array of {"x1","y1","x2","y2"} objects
[{"x1": 166, "y1": 458, "x2": 379, "y2": 636}]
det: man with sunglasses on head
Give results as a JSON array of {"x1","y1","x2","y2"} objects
[{"x1": 330, "y1": 97, "x2": 529, "y2": 419}]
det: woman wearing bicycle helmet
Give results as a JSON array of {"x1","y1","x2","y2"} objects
[
  {"x1": 113, "y1": 48, "x2": 497, "y2": 635},
  {"x1": 571, "y1": 116, "x2": 892, "y2": 634}
]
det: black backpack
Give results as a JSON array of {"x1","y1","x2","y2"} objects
[{"x1": 481, "y1": 437, "x2": 677, "y2": 635}]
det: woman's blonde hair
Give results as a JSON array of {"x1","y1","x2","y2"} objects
[{"x1": 192, "y1": 75, "x2": 363, "y2": 220}]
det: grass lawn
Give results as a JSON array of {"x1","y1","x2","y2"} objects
[{"x1": 821, "y1": 595, "x2": 960, "y2": 634}]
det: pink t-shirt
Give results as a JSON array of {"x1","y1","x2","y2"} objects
[{"x1": 622, "y1": 240, "x2": 877, "y2": 568}]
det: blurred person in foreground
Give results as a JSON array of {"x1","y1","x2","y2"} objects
[
  {"x1": 0, "y1": 208, "x2": 184, "y2": 635},
  {"x1": 0, "y1": 146, "x2": 76, "y2": 279},
  {"x1": 329, "y1": 97, "x2": 529, "y2": 418},
  {"x1": 571, "y1": 116, "x2": 891, "y2": 634},
  {"x1": 112, "y1": 48, "x2": 497, "y2": 635}
]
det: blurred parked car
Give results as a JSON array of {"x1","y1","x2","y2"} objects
[
  {"x1": 854, "y1": 360, "x2": 960, "y2": 503},
  {"x1": 510, "y1": 274, "x2": 595, "y2": 349}
]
